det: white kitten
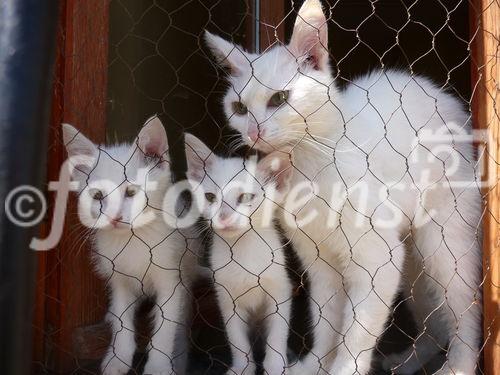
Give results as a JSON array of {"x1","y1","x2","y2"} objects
[
  {"x1": 204, "y1": 1, "x2": 483, "y2": 374},
  {"x1": 185, "y1": 133, "x2": 294, "y2": 375},
  {"x1": 63, "y1": 116, "x2": 195, "y2": 375}
]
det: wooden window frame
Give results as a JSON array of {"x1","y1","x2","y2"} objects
[
  {"x1": 470, "y1": 1, "x2": 500, "y2": 374},
  {"x1": 34, "y1": 1, "x2": 110, "y2": 372}
]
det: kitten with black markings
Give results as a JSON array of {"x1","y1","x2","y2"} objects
[
  {"x1": 63, "y1": 116, "x2": 195, "y2": 375},
  {"x1": 185, "y1": 133, "x2": 294, "y2": 375}
]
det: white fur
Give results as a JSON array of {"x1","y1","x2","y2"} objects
[
  {"x1": 185, "y1": 134, "x2": 294, "y2": 375},
  {"x1": 63, "y1": 117, "x2": 196, "y2": 375},
  {"x1": 205, "y1": 0, "x2": 483, "y2": 374}
]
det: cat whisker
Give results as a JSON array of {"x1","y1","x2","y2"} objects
[
  {"x1": 294, "y1": 139, "x2": 333, "y2": 159},
  {"x1": 226, "y1": 137, "x2": 247, "y2": 154}
]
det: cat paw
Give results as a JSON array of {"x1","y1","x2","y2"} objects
[
  {"x1": 286, "y1": 366, "x2": 300, "y2": 375},
  {"x1": 287, "y1": 360, "x2": 326, "y2": 375},
  {"x1": 100, "y1": 357, "x2": 131, "y2": 375},
  {"x1": 382, "y1": 353, "x2": 420, "y2": 375},
  {"x1": 261, "y1": 364, "x2": 289, "y2": 375},
  {"x1": 431, "y1": 364, "x2": 466, "y2": 375},
  {"x1": 226, "y1": 363, "x2": 257, "y2": 375},
  {"x1": 143, "y1": 360, "x2": 174, "y2": 375},
  {"x1": 143, "y1": 370, "x2": 174, "y2": 375},
  {"x1": 329, "y1": 359, "x2": 363, "y2": 375},
  {"x1": 262, "y1": 356, "x2": 288, "y2": 375}
]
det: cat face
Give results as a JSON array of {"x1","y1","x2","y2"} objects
[
  {"x1": 198, "y1": 156, "x2": 264, "y2": 238},
  {"x1": 185, "y1": 134, "x2": 291, "y2": 238},
  {"x1": 205, "y1": 0, "x2": 334, "y2": 153},
  {"x1": 63, "y1": 116, "x2": 170, "y2": 232}
]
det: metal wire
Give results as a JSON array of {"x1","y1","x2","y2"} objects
[{"x1": 34, "y1": 1, "x2": 495, "y2": 374}]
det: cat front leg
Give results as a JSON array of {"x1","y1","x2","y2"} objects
[
  {"x1": 262, "y1": 299, "x2": 292, "y2": 375},
  {"x1": 216, "y1": 289, "x2": 256, "y2": 375},
  {"x1": 101, "y1": 278, "x2": 140, "y2": 375},
  {"x1": 143, "y1": 278, "x2": 187, "y2": 375},
  {"x1": 328, "y1": 232, "x2": 404, "y2": 375},
  {"x1": 225, "y1": 317, "x2": 257, "y2": 375},
  {"x1": 288, "y1": 262, "x2": 344, "y2": 375}
]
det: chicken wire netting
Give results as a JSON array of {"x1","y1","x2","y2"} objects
[{"x1": 32, "y1": 0, "x2": 498, "y2": 374}]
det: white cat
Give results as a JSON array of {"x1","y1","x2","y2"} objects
[
  {"x1": 203, "y1": 1, "x2": 483, "y2": 374},
  {"x1": 63, "y1": 116, "x2": 195, "y2": 375},
  {"x1": 184, "y1": 133, "x2": 294, "y2": 375}
]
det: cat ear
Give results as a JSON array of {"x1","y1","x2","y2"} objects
[
  {"x1": 257, "y1": 152, "x2": 293, "y2": 195},
  {"x1": 204, "y1": 31, "x2": 250, "y2": 76},
  {"x1": 184, "y1": 133, "x2": 214, "y2": 181},
  {"x1": 62, "y1": 123, "x2": 98, "y2": 175},
  {"x1": 135, "y1": 115, "x2": 168, "y2": 159},
  {"x1": 62, "y1": 123, "x2": 98, "y2": 158},
  {"x1": 289, "y1": 0, "x2": 329, "y2": 71}
]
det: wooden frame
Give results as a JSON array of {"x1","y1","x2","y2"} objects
[
  {"x1": 33, "y1": 0, "x2": 110, "y2": 372},
  {"x1": 243, "y1": 0, "x2": 286, "y2": 52},
  {"x1": 470, "y1": 1, "x2": 500, "y2": 374},
  {"x1": 258, "y1": 0, "x2": 286, "y2": 50}
]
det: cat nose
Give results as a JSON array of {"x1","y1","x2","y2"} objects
[
  {"x1": 217, "y1": 212, "x2": 234, "y2": 227},
  {"x1": 110, "y1": 215, "x2": 123, "y2": 227},
  {"x1": 248, "y1": 125, "x2": 263, "y2": 142}
]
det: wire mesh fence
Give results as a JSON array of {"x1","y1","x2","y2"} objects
[{"x1": 31, "y1": 0, "x2": 498, "y2": 374}]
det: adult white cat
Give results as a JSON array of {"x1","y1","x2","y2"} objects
[
  {"x1": 63, "y1": 116, "x2": 195, "y2": 375},
  {"x1": 204, "y1": 1, "x2": 482, "y2": 374},
  {"x1": 185, "y1": 134, "x2": 294, "y2": 375}
]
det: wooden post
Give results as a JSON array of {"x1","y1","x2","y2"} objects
[
  {"x1": 258, "y1": 0, "x2": 286, "y2": 51},
  {"x1": 470, "y1": 1, "x2": 500, "y2": 374},
  {"x1": 244, "y1": 0, "x2": 257, "y2": 52},
  {"x1": 33, "y1": 0, "x2": 110, "y2": 372}
]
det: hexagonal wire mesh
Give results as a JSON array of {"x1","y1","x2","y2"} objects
[{"x1": 33, "y1": 0, "x2": 498, "y2": 374}]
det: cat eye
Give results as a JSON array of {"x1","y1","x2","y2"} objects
[
  {"x1": 205, "y1": 192, "x2": 217, "y2": 203},
  {"x1": 268, "y1": 90, "x2": 289, "y2": 107},
  {"x1": 89, "y1": 189, "x2": 104, "y2": 201},
  {"x1": 232, "y1": 101, "x2": 248, "y2": 115},
  {"x1": 237, "y1": 193, "x2": 255, "y2": 204},
  {"x1": 125, "y1": 185, "x2": 139, "y2": 198}
]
